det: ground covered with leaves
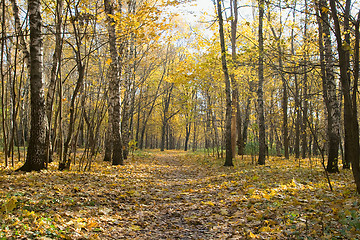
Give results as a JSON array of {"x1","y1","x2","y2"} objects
[{"x1": 0, "y1": 150, "x2": 360, "y2": 239}]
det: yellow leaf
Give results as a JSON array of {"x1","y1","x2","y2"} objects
[
  {"x1": 201, "y1": 201, "x2": 215, "y2": 206},
  {"x1": 321, "y1": 6, "x2": 329, "y2": 13},
  {"x1": 249, "y1": 231, "x2": 258, "y2": 238},
  {"x1": 220, "y1": 208, "x2": 228, "y2": 215},
  {"x1": 263, "y1": 193, "x2": 270, "y2": 200},
  {"x1": 130, "y1": 224, "x2": 141, "y2": 231},
  {"x1": 86, "y1": 220, "x2": 98, "y2": 230},
  {"x1": 4, "y1": 196, "x2": 17, "y2": 213},
  {"x1": 106, "y1": 58, "x2": 112, "y2": 65}
]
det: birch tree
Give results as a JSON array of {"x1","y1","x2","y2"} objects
[
  {"x1": 17, "y1": 0, "x2": 47, "y2": 171},
  {"x1": 104, "y1": 0, "x2": 123, "y2": 165}
]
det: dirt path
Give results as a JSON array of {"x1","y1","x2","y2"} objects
[{"x1": 99, "y1": 151, "x2": 237, "y2": 239}]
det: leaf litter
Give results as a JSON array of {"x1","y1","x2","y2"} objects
[{"x1": 0, "y1": 150, "x2": 359, "y2": 239}]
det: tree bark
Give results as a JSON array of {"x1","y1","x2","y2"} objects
[
  {"x1": 317, "y1": 0, "x2": 340, "y2": 173},
  {"x1": 329, "y1": 0, "x2": 360, "y2": 193},
  {"x1": 241, "y1": 97, "x2": 251, "y2": 155},
  {"x1": 301, "y1": 0, "x2": 309, "y2": 160},
  {"x1": 160, "y1": 83, "x2": 174, "y2": 151},
  {"x1": 216, "y1": 0, "x2": 233, "y2": 166},
  {"x1": 104, "y1": 0, "x2": 123, "y2": 165},
  {"x1": 45, "y1": 0, "x2": 63, "y2": 166},
  {"x1": 257, "y1": 0, "x2": 266, "y2": 165},
  {"x1": 17, "y1": 0, "x2": 47, "y2": 171},
  {"x1": 184, "y1": 120, "x2": 191, "y2": 151}
]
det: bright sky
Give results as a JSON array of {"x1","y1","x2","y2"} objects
[
  {"x1": 177, "y1": 0, "x2": 254, "y2": 26},
  {"x1": 173, "y1": 0, "x2": 215, "y2": 26}
]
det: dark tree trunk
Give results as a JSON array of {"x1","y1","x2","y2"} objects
[
  {"x1": 216, "y1": 0, "x2": 233, "y2": 166},
  {"x1": 160, "y1": 83, "x2": 174, "y2": 151},
  {"x1": 184, "y1": 121, "x2": 191, "y2": 151},
  {"x1": 282, "y1": 79, "x2": 289, "y2": 159},
  {"x1": 301, "y1": 0, "x2": 309, "y2": 160},
  {"x1": 329, "y1": 0, "x2": 360, "y2": 193},
  {"x1": 239, "y1": 97, "x2": 250, "y2": 155},
  {"x1": 257, "y1": 0, "x2": 266, "y2": 165}
]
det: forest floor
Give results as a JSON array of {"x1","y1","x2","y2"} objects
[{"x1": 0, "y1": 150, "x2": 359, "y2": 239}]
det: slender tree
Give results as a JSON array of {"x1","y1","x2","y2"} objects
[
  {"x1": 216, "y1": 0, "x2": 233, "y2": 166},
  {"x1": 329, "y1": 0, "x2": 360, "y2": 192},
  {"x1": 316, "y1": 0, "x2": 340, "y2": 173},
  {"x1": 257, "y1": 0, "x2": 266, "y2": 165}
]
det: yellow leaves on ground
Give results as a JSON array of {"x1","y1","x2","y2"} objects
[
  {"x1": 201, "y1": 201, "x2": 215, "y2": 206},
  {"x1": 0, "y1": 196, "x2": 17, "y2": 215},
  {"x1": 0, "y1": 150, "x2": 360, "y2": 239}
]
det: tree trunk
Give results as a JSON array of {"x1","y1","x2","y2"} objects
[
  {"x1": 329, "y1": 0, "x2": 360, "y2": 193},
  {"x1": 45, "y1": 0, "x2": 63, "y2": 166},
  {"x1": 301, "y1": 0, "x2": 309, "y2": 160},
  {"x1": 317, "y1": 0, "x2": 340, "y2": 173},
  {"x1": 239, "y1": 97, "x2": 250, "y2": 155},
  {"x1": 1, "y1": 0, "x2": 8, "y2": 167},
  {"x1": 230, "y1": 0, "x2": 239, "y2": 159},
  {"x1": 104, "y1": 0, "x2": 123, "y2": 165},
  {"x1": 17, "y1": 0, "x2": 47, "y2": 171},
  {"x1": 184, "y1": 121, "x2": 191, "y2": 151},
  {"x1": 257, "y1": 0, "x2": 266, "y2": 165},
  {"x1": 160, "y1": 83, "x2": 174, "y2": 151},
  {"x1": 216, "y1": 0, "x2": 233, "y2": 166},
  {"x1": 103, "y1": 110, "x2": 112, "y2": 161}
]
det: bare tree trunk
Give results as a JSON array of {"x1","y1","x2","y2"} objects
[
  {"x1": 257, "y1": 0, "x2": 266, "y2": 165},
  {"x1": 17, "y1": 0, "x2": 47, "y2": 171},
  {"x1": 103, "y1": 105, "x2": 112, "y2": 161},
  {"x1": 282, "y1": 77, "x2": 289, "y2": 158},
  {"x1": 267, "y1": 7, "x2": 288, "y2": 159},
  {"x1": 10, "y1": 0, "x2": 29, "y2": 67},
  {"x1": 160, "y1": 83, "x2": 174, "y2": 151},
  {"x1": 301, "y1": 0, "x2": 309, "y2": 160},
  {"x1": 1, "y1": 0, "x2": 8, "y2": 167},
  {"x1": 104, "y1": 0, "x2": 123, "y2": 165},
  {"x1": 317, "y1": 0, "x2": 340, "y2": 173},
  {"x1": 216, "y1": 0, "x2": 233, "y2": 166},
  {"x1": 230, "y1": 0, "x2": 238, "y2": 159},
  {"x1": 45, "y1": 0, "x2": 63, "y2": 166},
  {"x1": 329, "y1": 0, "x2": 360, "y2": 193},
  {"x1": 238, "y1": 97, "x2": 250, "y2": 155},
  {"x1": 121, "y1": 28, "x2": 135, "y2": 159}
]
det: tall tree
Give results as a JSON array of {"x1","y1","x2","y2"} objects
[
  {"x1": 45, "y1": 0, "x2": 64, "y2": 166},
  {"x1": 257, "y1": 0, "x2": 266, "y2": 165},
  {"x1": 316, "y1": 0, "x2": 340, "y2": 173},
  {"x1": 216, "y1": 0, "x2": 233, "y2": 166},
  {"x1": 329, "y1": 0, "x2": 360, "y2": 192},
  {"x1": 301, "y1": 0, "x2": 309, "y2": 160},
  {"x1": 17, "y1": 0, "x2": 47, "y2": 171},
  {"x1": 229, "y1": 0, "x2": 240, "y2": 158},
  {"x1": 267, "y1": 3, "x2": 288, "y2": 159},
  {"x1": 104, "y1": 0, "x2": 123, "y2": 165}
]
